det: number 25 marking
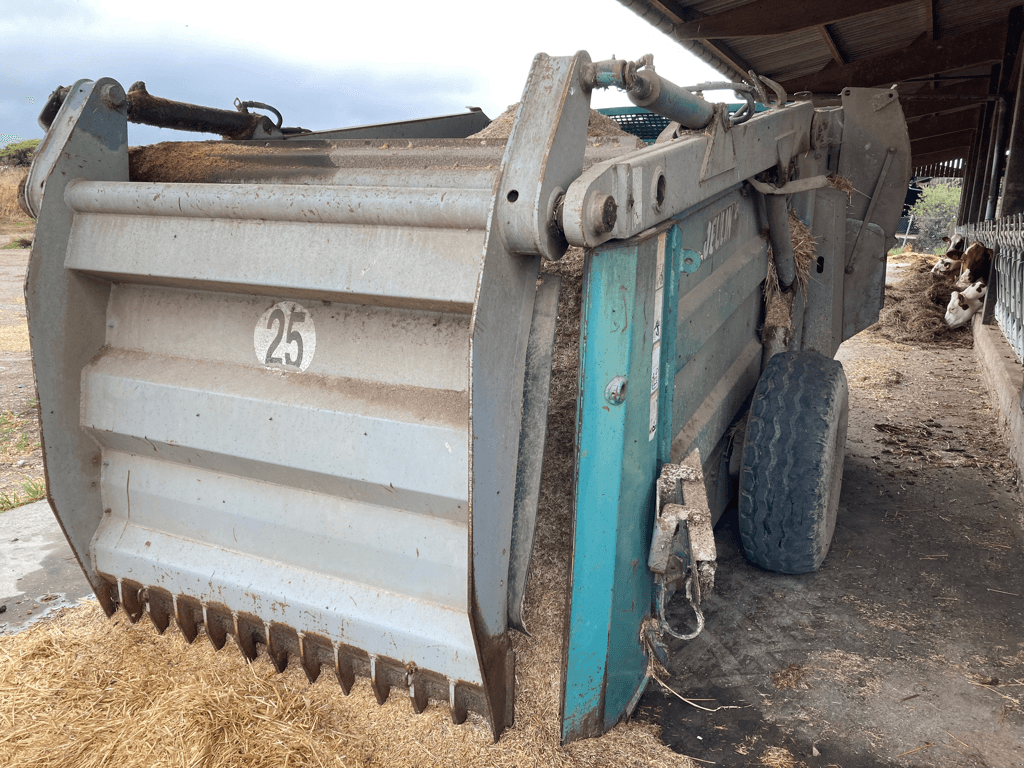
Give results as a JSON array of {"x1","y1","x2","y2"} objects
[
  {"x1": 265, "y1": 308, "x2": 306, "y2": 367},
  {"x1": 254, "y1": 301, "x2": 316, "y2": 372}
]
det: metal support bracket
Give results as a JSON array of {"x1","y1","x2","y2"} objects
[
  {"x1": 845, "y1": 146, "x2": 896, "y2": 274},
  {"x1": 647, "y1": 452, "x2": 717, "y2": 644},
  {"x1": 496, "y1": 52, "x2": 593, "y2": 260}
]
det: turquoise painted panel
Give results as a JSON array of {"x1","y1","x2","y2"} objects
[
  {"x1": 561, "y1": 227, "x2": 671, "y2": 741},
  {"x1": 561, "y1": 187, "x2": 769, "y2": 740}
]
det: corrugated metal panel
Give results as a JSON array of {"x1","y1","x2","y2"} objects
[
  {"x1": 829, "y1": 4, "x2": 930, "y2": 62},
  {"x1": 727, "y1": 28, "x2": 833, "y2": 82},
  {"x1": 621, "y1": 0, "x2": 1020, "y2": 86},
  {"x1": 683, "y1": 0, "x2": 755, "y2": 15},
  {"x1": 938, "y1": 0, "x2": 1020, "y2": 37}
]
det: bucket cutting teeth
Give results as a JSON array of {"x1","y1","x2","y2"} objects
[
  {"x1": 147, "y1": 586, "x2": 173, "y2": 634},
  {"x1": 28, "y1": 56, "x2": 601, "y2": 740},
  {"x1": 98, "y1": 577, "x2": 488, "y2": 723}
]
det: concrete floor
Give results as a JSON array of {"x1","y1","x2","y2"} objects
[{"x1": 0, "y1": 499, "x2": 93, "y2": 634}]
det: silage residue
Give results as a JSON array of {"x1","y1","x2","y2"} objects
[
  {"x1": 0, "y1": 247, "x2": 694, "y2": 768},
  {"x1": 471, "y1": 104, "x2": 645, "y2": 149}
]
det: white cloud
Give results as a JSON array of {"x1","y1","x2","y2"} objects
[{"x1": 2, "y1": 0, "x2": 728, "y2": 143}]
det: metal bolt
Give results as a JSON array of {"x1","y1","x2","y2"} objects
[
  {"x1": 605, "y1": 376, "x2": 628, "y2": 405},
  {"x1": 591, "y1": 194, "x2": 618, "y2": 235},
  {"x1": 101, "y1": 83, "x2": 126, "y2": 109}
]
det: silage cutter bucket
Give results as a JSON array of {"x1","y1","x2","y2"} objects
[{"x1": 24, "y1": 52, "x2": 909, "y2": 742}]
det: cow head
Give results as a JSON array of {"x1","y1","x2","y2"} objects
[
  {"x1": 945, "y1": 286, "x2": 984, "y2": 329},
  {"x1": 942, "y1": 234, "x2": 966, "y2": 257},
  {"x1": 932, "y1": 256, "x2": 962, "y2": 275},
  {"x1": 956, "y1": 241, "x2": 993, "y2": 288}
]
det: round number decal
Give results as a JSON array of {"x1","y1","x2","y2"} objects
[{"x1": 254, "y1": 301, "x2": 316, "y2": 372}]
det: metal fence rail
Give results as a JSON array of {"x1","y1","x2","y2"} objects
[{"x1": 961, "y1": 215, "x2": 1024, "y2": 361}]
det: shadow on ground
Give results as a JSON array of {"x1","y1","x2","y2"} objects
[{"x1": 641, "y1": 336, "x2": 1024, "y2": 768}]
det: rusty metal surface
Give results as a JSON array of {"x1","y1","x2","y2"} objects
[{"x1": 124, "y1": 81, "x2": 273, "y2": 139}]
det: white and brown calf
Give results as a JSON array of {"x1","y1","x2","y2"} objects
[
  {"x1": 932, "y1": 234, "x2": 966, "y2": 275},
  {"x1": 955, "y1": 241, "x2": 992, "y2": 289},
  {"x1": 945, "y1": 280, "x2": 987, "y2": 329}
]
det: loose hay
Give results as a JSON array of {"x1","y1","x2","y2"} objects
[
  {"x1": 764, "y1": 210, "x2": 816, "y2": 299},
  {"x1": 758, "y1": 746, "x2": 800, "y2": 768},
  {"x1": 868, "y1": 264, "x2": 971, "y2": 348},
  {"x1": 771, "y1": 664, "x2": 809, "y2": 691},
  {"x1": 827, "y1": 174, "x2": 857, "y2": 204},
  {"x1": 471, "y1": 104, "x2": 645, "y2": 148},
  {"x1": 762, "y1": 210, "x2": 817, "y2": 346},
  {"x1": 0, "y1": 246, "x2": 696, "y2": 767}
]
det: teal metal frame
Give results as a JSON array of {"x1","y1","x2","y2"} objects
[
  {"x1": 560, "y1": 223, "x2": 680, "y2": 741},
  {"x1": 561, "y1": 186, "x2": 769, "y2": 742}
]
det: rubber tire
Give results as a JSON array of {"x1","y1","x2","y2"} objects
[{"x1": 738, "y1": 351, "x2": 849, "y2": 575}]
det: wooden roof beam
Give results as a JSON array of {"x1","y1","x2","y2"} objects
[
  {"x1": 780, "y1": 22, "x2": 1007, "y2": 94},
  {"x1": 900, "y1": 79, "x2": 994, "y2": 119},
  {"x1": 819, "y1": 25, "x2": 846, "y2": 65},
  {"x1": 672, "y1": 0, "x2": 916, "y2": 39},
  {"x1": 612, "y1": 0, "x2": 752, "y2": 79},
  {"x1": 685, "y1": 39, "x2": 753, "y2": 78}
]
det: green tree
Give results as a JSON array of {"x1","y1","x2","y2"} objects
[
  {"x1": 907, "y1": 183, "x2": 961, "y2": 253},
  {"x1": 0, "y1": 139, "x2": 41, "y2": 168}
]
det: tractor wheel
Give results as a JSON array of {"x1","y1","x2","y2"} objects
[{"x1": 738, "y1": 351, "x2": 849, "y2": 574}]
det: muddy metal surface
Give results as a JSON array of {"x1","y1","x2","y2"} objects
[{"x1": 643, "y1": 335, "x2": 1024, "y2": 767}]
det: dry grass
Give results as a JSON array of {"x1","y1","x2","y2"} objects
[
  {"x1": 828, "y1": 174, "x2": 857, "y2": 204},
  {"x1": 771, "y1": 664, "x2": 809, "y2": 691},
  {"x1": 765, "y1": 210, "x2": 816, "y2": 299},
  {"x1": 0, "y1": 246, "x2": 696, "y2": 767},
  {"x1": 758, "y1": 746, "x2": 801, "y2": 768},
  {"x1": 842, "y1": 353, "x2": 905, "y2": 394},
  {"x1": 869, "y1": 254, "x2": 971, "y2": 348},
  {"x1": 808, "y1": 650, "x2": 881, "y2": 696},
  {"x1": 0, "y1": 168, "x2": 29, "y2": 224}
]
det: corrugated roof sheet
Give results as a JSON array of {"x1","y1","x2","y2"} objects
[
  {"x1": 727, "y1": 28, "x2": 832, "y2": 82},
  {"x1": 829, "y1": 4, "x2": 931, "y2": 63},
  {"x1": 622, "y1": 0, "x2": 1021, "y2": 87}
]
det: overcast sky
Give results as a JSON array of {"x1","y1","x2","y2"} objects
[{"x1": 1, "y1": 0, "x2": 724, "y2": 147}]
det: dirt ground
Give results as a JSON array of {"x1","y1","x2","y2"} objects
[
  {"x1": 0, "y1": 215, "x2": 1022, "y2": 765},
  {"x1": 641, "y1": 313, "x2": 1024, "y2": 766},
  {"x1": 0, "y1": 244, "x2": 44, "y2": 507}
]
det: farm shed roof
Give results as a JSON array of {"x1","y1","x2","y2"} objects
[{"x1": 618, "y1": 0, "x2": 1024, "y2": 172}]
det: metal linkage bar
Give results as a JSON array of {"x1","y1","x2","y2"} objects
[{"x1": 583, "y1": 56, "x2": 717, "y2": 130}]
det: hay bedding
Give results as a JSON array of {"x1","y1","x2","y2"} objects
[
  {"x1": 867, "y1": 252, "x2": 972, "y2": 348},
  {"x1": 0, "y1": 271, "x2": 695, "y2": 765}
]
